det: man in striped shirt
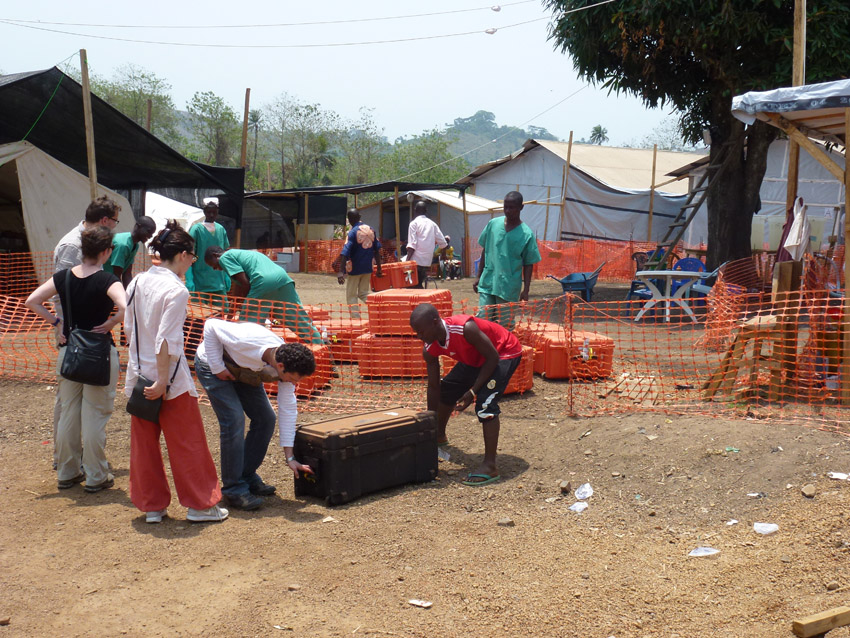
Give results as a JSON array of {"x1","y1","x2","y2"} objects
[{"x1": 410, "y1": 303, "x2": 523, "y2": 486}]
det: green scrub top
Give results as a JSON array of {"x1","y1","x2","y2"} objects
[
  {"x1": 219, "y1": 249, "x2": 293, "y2": 298},
  {"x1": 186, "y1": 222, "x2": 230, "y2": 293},
  {"x1": 103, "y1": 232, "x2": 139, "y2": 274},
  {"x1": 477, "y1": 217, "x2": 541, "y2": 302}
]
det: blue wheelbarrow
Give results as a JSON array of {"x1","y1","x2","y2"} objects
[{"x1": 546, "y1": 262, "x2": 606, "y2": 302}]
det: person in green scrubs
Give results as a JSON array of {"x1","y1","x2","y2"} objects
[
  {"x1": 472, "y1": 191, "x2": 541, "y2": 327},
  {"x1": 103, "y1": 216, "x2": 156, "y2": 288},
  {"x1": 205, "y1": 247, "x2": 322, "y2": 345},
  {"x1": 186, "y1": 201, "x2": 231, "y2": 297}
]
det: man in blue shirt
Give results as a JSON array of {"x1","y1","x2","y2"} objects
[{"x1": 337, "y1": 209, "x2": 383, "y2": 316}]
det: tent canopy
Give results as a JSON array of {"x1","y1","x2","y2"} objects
[
  {"x1": 732, "y1": 79, "x2": 850, "y2": 145},
  {"x1": 0, "y1": 68, "x2": 244, "y2": 211},
  {"x1": 0, "y1": 141, "x2": 134, "y2": 253},
  {"x1": 246, "y1": 181, "x2": 465, "y2": 198},
  {"x1": 458, "y1": 139, "x2": 706, "y2": 196}
]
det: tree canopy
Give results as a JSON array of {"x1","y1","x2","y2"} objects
[{"x1": 545, "y1": 0, "x2": 850, "y2": 266}]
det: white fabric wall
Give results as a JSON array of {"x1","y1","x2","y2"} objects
[
  {"x1": 758, "y1": 139, "x2": 845, "y2": 218},
  {"x1": 0, "y1": 141, "x2": 133, "y2": 254},
  {"x1": 468, "y1": 145, "x2": 701, "y2": 244}
]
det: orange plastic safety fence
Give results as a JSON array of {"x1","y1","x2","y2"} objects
[
  {"x1": 464, "y1": 237, "x2": 704, "y2": 283},
  {"x1": 6, "y1": 247, "x2": 850, "y2": 432},
  {"x1": 296, "y1": 239, "x2": 400, "y2": 274},
  {"x1": 0, "y1": 250, "x2": 155, "y2": 298},
  {"x1": 1, "y1": 285, "x2": 564, "y2": 415}
]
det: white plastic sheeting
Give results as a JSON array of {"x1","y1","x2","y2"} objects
[
  {"x1": 0, "y1": 141, "x2": 133, "y2": 253},
  {"x1": 466, "y1": 142, "x2": 706, "y2": 245}
]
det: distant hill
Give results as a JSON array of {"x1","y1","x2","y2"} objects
[{"x1": 443, "y1": 110, "x2": 559, "y2": 167}]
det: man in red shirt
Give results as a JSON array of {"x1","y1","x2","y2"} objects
[{"x1": 410, "y1": 303, "x2": 523, "y2": 486}]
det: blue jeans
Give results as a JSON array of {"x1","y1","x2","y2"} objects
[{"x1": 194, "y1": 357, "x2": 276, "y2": 499}]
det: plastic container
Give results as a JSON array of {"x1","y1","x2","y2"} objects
[
  {"x1": 322, "y1": 318, "x2": 370, "y2": 363},
  {"x1": 371, "y1": 261, "x2": 418, "y2": 291},
  {"x1": 366, "y1": 288, "x2": 453, "y2": 336},
  {"x1": 540, "y1": 331, "x2": 615, "y2": 380},
  {"x1": 355, "y1": 334, "x2": 428, "y2": 378}
]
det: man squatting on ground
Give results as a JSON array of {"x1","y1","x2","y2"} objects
[
  {"x1": 194, "y1": 318, "x2": 317, "y2": 511},
  {"x1": 410, "y1": 303, "x2": 524, "y2": 486}
]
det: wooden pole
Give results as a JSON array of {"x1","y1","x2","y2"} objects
[
  {"x1": 647, "y1": 144, "x2": 658, "y2": 242},
  {"x1": 793, "y1": 0, "x2": 807, "y2": 86},
  {"x1": 303, "y1": 194, "x2": 309, "y2": 274},
  {"x1": 146, "y1": 98, "x2": 152, "y2": 132},
  {"x1": 79, "y1": 49, "x2": 98, "y2": 200},
  {"x1": 394, "y1": 186, "x2": 401, "y2": 248},
  {"x1": 841, "y1": 107, "x2": 850, "y2": 404},
  {"x1": 786, "y1": 0, "x2": 806, "y2": 215},
  {"x1": 558, "y1": 131, "x2": 574, "y2": 237},
  {"x1": 240, "y1": 88, "x2": 251, "y2": 168},
  {"x1": 462, "y1": 190, "x2": 470, "y2": 276},
  {"x1": 543, "y1": 185, "x2": 551, "y2": 240}
]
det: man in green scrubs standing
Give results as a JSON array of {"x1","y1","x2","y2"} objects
[
  {"x1": 472, "y1": 191, "x2": 541, "y2": 326},
  {"x1": 103, "y1": 216, "x2": 156, "y2": 287},
  {"x1": 186, "y1": 200, "x2": 231, "y2": 297},
  {"x1": 205, "y1": 246, "x2": 322, "y2": 345}
]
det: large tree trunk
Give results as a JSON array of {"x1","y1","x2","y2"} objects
[{"x1": 705, "y1": 95, "x2": 777, "y2": 270}]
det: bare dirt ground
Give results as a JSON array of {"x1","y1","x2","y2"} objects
[{"x1": 4, "y1": 274, "x2": 850, "y2": 637}]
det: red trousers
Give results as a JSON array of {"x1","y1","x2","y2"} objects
[{"x1": 129, "y1": 391, "x2": 222, "y2": 512}]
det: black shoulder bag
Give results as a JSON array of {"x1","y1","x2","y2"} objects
[
  {"x1": 59, "y1": 270, "x2": 113, "y2": 386},
  {"x1": 125, "y1": 278, "x2": 180, "y2": 424}
]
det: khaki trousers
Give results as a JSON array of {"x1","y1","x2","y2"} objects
[
  {"x1": 55, "y1": 346, "x2": 119, "y2": 485},
  {"x1": 345, "y1": 273, "x2": 371, "y2": 317}
]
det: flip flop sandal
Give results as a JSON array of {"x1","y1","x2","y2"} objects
[{"x1": 462, "y1": 473, "x2": 501, "y2": 487}]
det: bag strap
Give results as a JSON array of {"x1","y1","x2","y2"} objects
[
  {"x1": 63, "y1": 269, "x2": 76, "y2": 330},
  {"x1": 130, "y1": 275, "x2": 180, "y2": 389}
]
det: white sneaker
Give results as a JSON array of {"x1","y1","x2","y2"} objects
[
  {"x1": 145, "y1": 509, "x2": 168, "y2": 524},
  {"x1": 187, "y1": 504, "x2": 229, "y2": 523}
]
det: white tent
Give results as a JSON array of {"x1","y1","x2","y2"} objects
[
  {"x1": 0, "y1": 141, "x2": 133, "y2": 253},
  {"x1": 144, "y1": 191, "x2": 205, "y2": 235},
  {"x1": 458, "y1": 139, "x2": 708, "y2": 246},
  {"x1": 359, "y1": 190, "x2": 502, "y2": 267}
]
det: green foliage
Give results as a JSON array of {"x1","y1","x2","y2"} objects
[
  {"x1": 69, "y1": 64, "x2": 182, "y2": 148},
  {"x1": 544, "y1": 0, "x2": 850, "y2": 143},
  {"x1": 377, "y1": 128, "x2": 470, "y2": 184},
  {"x1": 545, "y1": 0, "x2": 850, "y2": 266},
  {"x1": 186, "y1": 91, "x2": 240, "y2": 166},
  {"x1": 589, "y1": 124, "x2": 608, "y2": 145},
  {"x1": 443, "y1": 110, "x2": 559, "y2": 165}
]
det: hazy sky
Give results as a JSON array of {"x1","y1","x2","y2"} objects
[{"x1": 1, "y1": 0, "x2": 675, "y2": 148}]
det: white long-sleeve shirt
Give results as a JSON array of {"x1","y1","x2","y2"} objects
[
  {"x1": 124, "y1": 266, "x2": 197, "y2": 400},
  {"x1": 406, "y1": 215, "x2": 447, "y2": 267},
  {"x1": 195, "y1": 318, "x2": 299, "y2": 447}
]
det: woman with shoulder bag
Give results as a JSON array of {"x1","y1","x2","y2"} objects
[
  {"x1": 124, "y1": 220, "x2": 228, "y2": 524},
  {"x1": 25, "y1": 226, "x2": 125, "y2": 493}
]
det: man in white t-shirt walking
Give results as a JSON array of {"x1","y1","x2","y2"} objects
[{"x1": 405, "y1": 201, "x2": 447, "y2": 288}]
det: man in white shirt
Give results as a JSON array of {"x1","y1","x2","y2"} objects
[
  {"x1": 405, "y1": 201, "x2": 447, "y2": 288},
  {"x1": 194, "y1": 318, "x2": 316, "y2": 510}
]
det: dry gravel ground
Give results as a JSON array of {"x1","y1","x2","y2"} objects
[{"x1": 4, "y1": 274, "x2": 850, "y2": 637}]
